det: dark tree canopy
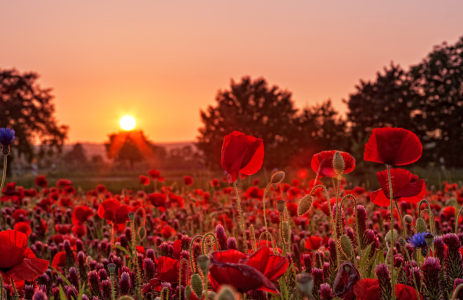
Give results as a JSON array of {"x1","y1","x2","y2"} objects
[
  {"x1": 197, "y1": 77, "x2": 300, "y2": 169},
  {"x1": 0, "y1": 69, "x2": 68, "y2": 161},
  {"x1": 105, "y1": 130, "x2": 166, "y2": 168},
  {"x1": 197, "y1": 77, "x2": 346, "y2": 170},
  {"x1": 346, "y1": 36, "x2": 463, "y2": 167},
  {"x1": 62, "y1": 143, "x2": 87, "y2": 164}
]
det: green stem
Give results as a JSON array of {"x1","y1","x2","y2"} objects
[
  {"x1": 160, "y1": 287, "x2": 169, "y2": 300},
  {"x1": 11, "y1": 279, "x2": 19, "y2": 300},
  {"x1": 310, "y1": 184, "x2": 340, "y2": 268},
  {"x1": 0, "y1": 274, "x2": 4, "y2": 300},
  {"x1": 0, "y1": 156, "x2": 7, "y2": 194},
  {"x1": 340, "y1": 194, "x2": 361, "y2": 252},
  {"x1": 179, "y1": 259, "x2": 189, "y2": 300},
  {"x1": 262, "y1": 183, "x2": 271, "y2": 233},
  {"x1": 456, "y1": 206, "x2": 463, "y2": 234},
  {"x1": 202, "y1": 233, "x2": 219, "y2": 254},
  {"x1": 387, "y1": 165, "x2": 396, "y2": 300},
  {"x1": 233, "y1": 181, "x2": 248, "y2": 253},
  {"x1": 110, "y1": 272, "x2": 116, "y2": 300},
  {"x1": 130, "y1": 220, "x2": 142, "y2": 300},
  {"x1": 394, "y1": 201, "x2": 405, "y2": 238}
]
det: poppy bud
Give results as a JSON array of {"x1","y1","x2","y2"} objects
[
  {"x1": 271, "y1": 171, "x2": 285, "y2": 184},
  {"x1": 216, "y1": 286, "x2": 236, "y2": 300},
  {"x1": 385, "y1": 229, "x2": 398, "y2": 244},
  {"x1": 298, "y1": 195, "x2": 313, "y2": 216},
  {"x1": 297, "y1": 273, "x2": 314, "y2": 296},
  {"x1": 404, "y1": 215, "x2": 413, "y2": 224},
  {"x1": 416, "y1": 217, "x2": 427, "y2": 233},
  {"x1": 138, "y1": 226, "x2": 146, "y2": 241},
  {"x1": 196, "y1": 255, "x2": 210, "y2": 275},
  {"x1": 333, "y1": 151, "x2": 345, "y2": 175},
  {"x1": 128, "y1": 211, "x2": 135, "y2": 221},
  {"x1": 424, "y1": 233, "x2": 434, "y2": 247},
  {"x1": 276, "y1": 200, "x2": 286, "y2": 213},
  {"x1": 107, "y1": 263, "x2": 116, "y2": 274},
  {"x1": 191, "y1": 274, "x2": 203, "y2": 298},
  {"x1": 340, "y1": 235, "x2": 353, "y2": 258},
  {"x1": 185, "y1": 286, "x2": 192, "y2": 300}
]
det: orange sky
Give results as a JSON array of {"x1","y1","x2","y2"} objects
[{"x1": 1, "y1": 1, "x2": 463, "y2": 143}]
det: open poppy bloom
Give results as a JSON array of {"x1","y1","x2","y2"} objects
[
  {"x1": 311, "y1": 151, "x2": 355, "y2": 178},
  {"x1": 139, "y1": 175, "x2": 150, "y2": 186},
  {"x1": 364, "y1": 127, "x2": 422, "y2": 166},
  {"x1": 305, "y1": 236, "x2": 323, "y2": 250},
  {"x1": 142, "y1": 256, "x2": 187, "y2": 292},
  {"x1": 370, "y1": 168, "x2": 425, "y2": 207},
  {"x1": 221, "y1": 131, "x2": 264, "y2": 183},
  {"x1": 13, "y1": 222, "x2": 32, "y2": 236},
  {"x1": 208, "y1": 246, "x2": 288, "y2": 294},
  {"x1": 0, "y1": 230, "x2": 49, "y2": 282},
  {"x1": 72, "y1": 206, "x2": 94, "y2": 226},
  {"x1": 97, "y1": 199, "x2": 132, "y2": 231},
  {"x1": 148, "y1": 169, "x2": 165, "y2": 182}
]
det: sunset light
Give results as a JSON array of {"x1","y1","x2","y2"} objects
[{"x1": 120, "y1": 115, "x2": 136, "y2": 131}]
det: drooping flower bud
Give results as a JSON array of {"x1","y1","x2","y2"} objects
[
  {"x1": 415, "y1": 217, "x2": 427, "y2": 233},
  {"x1": 404, "y1": 215, "x2": 413, "y2": 224},
  {"x1": 340, "y1": 235, "x2": 353, "y2": 258},
  {"x1": 332, "y1": 151, "x2": 345, "y2": 175},
  {"x1": 197, "y1": 255, "x2": 210, "y2": 275},
  {"x1": 271, "y1": 171, "x2": 285, "y2": 184},
  {"x1": 298, "y1": 195, "x2": 313, "y2": 216}
]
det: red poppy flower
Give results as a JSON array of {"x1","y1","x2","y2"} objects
[
  {"x1": 221, "y1": 131, "x2": 264, "y2": 183},
  {"x1": 161, "y1": 225, "x2": 176, "y2": 239},
  {"x1": 243, "y1": 246, "x2": 289, "y2": 281},
  {"x1": 73, "y1": 225, "x2": 87, "y2": 238},
  {"x1": 286, "y1": 202, "x2": 298, "y2": 217},
  {"x1": 34, "y1": 175, "x2": 48, "y2": 188},
  {"x1": 12, "y1": 209, "x2": 28, "y2": 223},
  {"x1": 297, "y1": 169, "x2": 308, "y2": 179},
  {"x1": 370, "y1": 169, "x2": 425, "y2": 207},
  {"x1": 59, "y1": 198, "x2": 73, "y2": 207},
  {"x1": 208, "y1": 248, "x2": 281, "y2": 294},
  {"x1": 147, "y1": 193, "x2": 167, "y2": 207},
  {"x1": 395, "y1": 284, "x2": 423, "y2": 300},
  {"x1": 184, "y1": 176, "x2": 194, "y2": 186},
  {"x1": 51, "y1": 251, "x2": 66, "y2": 273},
  {"x1": 143, "y1": 256, "x2": 187, "y2": 292},
  {"x1": 148, "y1": 169, "x2": 165, "y2": 182},
  {"x1": 139, "y1": 175, "x2": 150, "y2": 186},
  {"x1": 56, "y1": 179, "x2": 72, "y2": 188},
  {"x1": 24, "y1": 189, "x2": 38, "y2": 197},
  {"x1": 311, "y1": 151, "x2": 355, "y2": 178},
  {"x1": 14, "y1": 222, "x2": 32, "y2": 236},
  {"x1": 55, "y1": 224, "x2": 73, "y2": 234},
  {"x1": 364, "y1": 127, "x2": 422, "y2": 166},
  {"x1": 96, "y1": 184, "x2": 106, "y2": 193},
  {"x1": 353, "y1": 278, "x2": 380, "y2": 300},
  {"x1": 443, "y1": 206, "x2": 456, "y2": 219},
  {"x1": 97, "y1": 199, "x2": 132, "y2": 230},
  {"x1": 305, "y1": 236, "x2": 323, "y2": 250},
  {"x1": 292, "y1": 179, "x2": 300, "y2": 187},
  {"x1": 211, "y1": 179, "x2": 220, "y2": 187},
  {"x1": 245, "y1": 186, "x2": 264, "y2": 200},
  {"x1": 0, "y1": 230, "x2": 49, "y2": 281},
  {"x1": 72, "y1": 206, "x2": 94, "y2": 226}
]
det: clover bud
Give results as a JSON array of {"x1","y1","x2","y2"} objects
[
  {"x1": 404, "y1": 215, "x2": 413, "y2": 224},
  {"x1": 333, "y1": 151, "x2": 345, "y2": 175},
  {"x1": 276, "y1": 200, "x2": 286, "y2": 213},
  {"x1": 415, "y1": 217, "x2": 427, "y2": 233},
  {"x1": 271, "y1": 171, "x2": 285, "y2": 184},
  {"x1": 297, "y1": 273, "x2": 314, "y2": 296},
  {"x1": 298, "y1": 195, "x2": 313, "y2": 216},
  {"x1": 196, "y1": 255, "x2": 210, "y2": 275}
]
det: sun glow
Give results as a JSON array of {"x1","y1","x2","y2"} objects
[{"x1": 120, "y1": 115, "x2": 136, "y2": 130}]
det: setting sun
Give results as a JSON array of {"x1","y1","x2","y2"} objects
[{"x1": 120, "y1": 115, "x2": 136, "y2": 130}]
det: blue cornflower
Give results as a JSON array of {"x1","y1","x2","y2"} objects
[
  {"x1": 408, "y1": 232, "x2": 428, "y2": 248},
  {"x1": 0, "y1": 127, "x2": 15, "y2": 155}
]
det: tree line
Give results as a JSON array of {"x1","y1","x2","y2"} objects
[{"x1": 198, "y1": 36, "x2": 463, "y2": 169}]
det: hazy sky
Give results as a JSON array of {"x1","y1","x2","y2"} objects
[{"x1": 2, "y1": 1, "x2": 463, "y2": 143}]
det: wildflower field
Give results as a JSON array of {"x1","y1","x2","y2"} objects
[{"x1": 2, "y1": 127, "x2": 463, "y2": 300}]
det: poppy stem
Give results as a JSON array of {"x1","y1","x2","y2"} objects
[
  {"x1": 0, "y1": 155, "x2": 7, "y2": 194},
  {"x1": 393, "y1": 201, "x2": 405, "y2": 238},
  {"x1": 387, "y1": 165, "x2": 396, "y2": 300},
  {"x1": 262, "y1": 183, "x2": 271, "y2": 234},
  {"x1": 0, "y1": 274, "x2": 3, "y2": 300},
  {"x1": 233, "y1": 181, "x2": 248, "y2": 253},
  {"x1": 11, "y1": 279, "x2": 19, "y2": 300}
]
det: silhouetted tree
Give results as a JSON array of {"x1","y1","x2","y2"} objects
[
  {"x1": 105, "y1": 131, "x2": 166, "y2": 168},
  {"x1": 62, "y1": 143, "x2": 87, "y2": 164},
  {"x1": 345, "y1": 63, "x2": 415, "y2": 140},
  {"x1": 408, "y1": 36, "x2": 463, "y2": 166},
  {"x1": 0, "y1": 69, "x2": 68, "y2": 162},
  {"x1": 197, "y1": 77, "x2": 300, "y2": 169}
]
